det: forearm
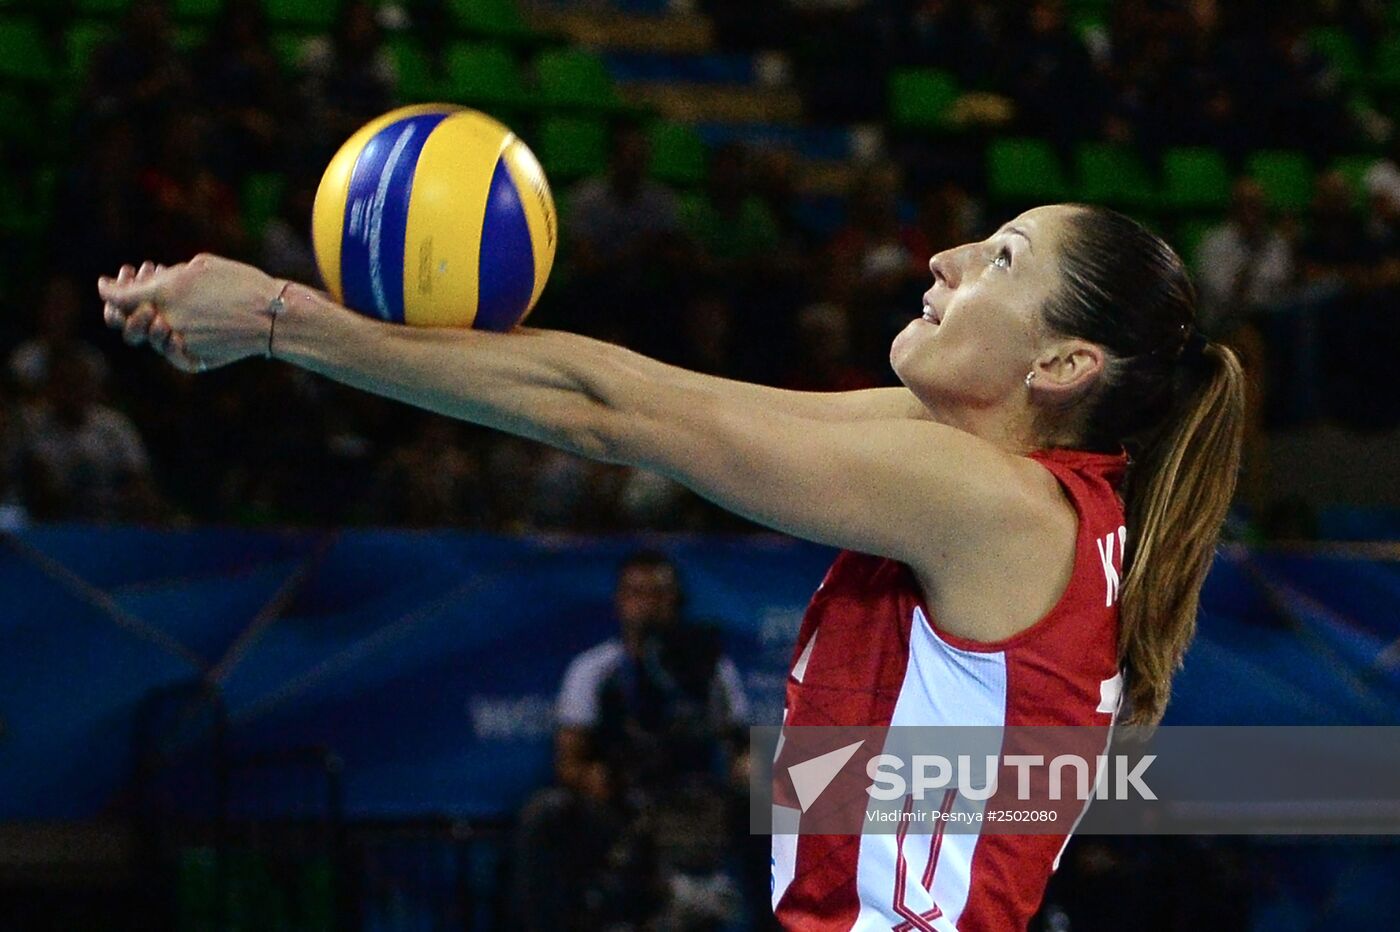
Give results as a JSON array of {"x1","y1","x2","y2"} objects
[
  {"x1": 273, "y1": 285, "x2": 923, "y2": 452},
  {"x1": 637, "y1": 358, "x2": 928, "y2": 421},
  {"x1": 274, "y1": 285, "x2": 643, "y2": 459}
]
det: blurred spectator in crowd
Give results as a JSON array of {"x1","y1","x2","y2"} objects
[
  {"x1": 910, "y1": 181, "x2": 982, "y2": 256},
  {"x1": 296, "y1": 0, "x2": 399, "y2": 157},
  {"x1": 1363, "y1": 149, "x2": 1400, "y2": 257},
  {"x1": 891, "y1": 0, "x2": 999, "y2": 88},
  {"x1": 260, "y1": 174, "x2": 323, "y2": 286},
  {"x1": 368, "y1": 414, "x2": 486, "y2": 527},
  {"x1": 8, "y1": 275, "x2": 109, "y2": 403},
  {"x1": 749, "y1": 147, "x2": 805, "y2": 247},
  {"x1": 84, "y1": 0, "x2": 192, "y2": 126},
  {"x1": 824, "y1": 163, "x2": 927, "y2": 311},
  {"x1": 1230, "y1": 13, "x2": 1358, "y2": 160},
  {"x1": 788, "y1": 0, "x2": 889, "y2": 121},
  {"x1": 1300, "y1": 170, "x2": 1400, "y2": 430},
  {"x1": 675, "y1": 292, "x2": 739, "y2": 378},
  {"x1": 781, "y1": 302, "x2": 880, "y2": 392},
  {"x1": 1195, "y1": 178, "x2": 1292, "y2": 515},
  {"x1": 197, "y1": 0, "x2": 286, "y2": 179},
  {"x1": 0, "y1": 390, "x2": 26, "y2": 530},
  {"x1": 1003, "y1": 0, "x2": 1109, "y2": 154},
  {"x1": 681, "y1": 144, "x2": 782, "y2": 287},
  {"x1": 51, "y1": 121, "x2": 149, "y2": 282},
  {"x1": 138, "y1": 114, "x2": 248, "y2": 262},
  {"x1": 1299, "y1": 170, "x2": 1377, "y2": 286},
  {"x1": 1195, "y1": 179, "x2": 1295, "y2": 337},
  {"x1": 566, "y1": 121, "x2": 684, "y2": 352},
  {"x1": 515, "y1": 551, "x2": 748, "y2": 931},
  {"x1": 13, "y1": 352, "x2": 160, "y2": 522}
]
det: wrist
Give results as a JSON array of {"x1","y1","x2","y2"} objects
[
  {"x1": 264, "y1": 280, "x2": 291, "y2": 359},
  {"x1": 271, "y1": 283, "x2": 370, "y2": 367}
]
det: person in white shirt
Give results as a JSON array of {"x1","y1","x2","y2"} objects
[
  {"x1": 1194, "y1": 178, "x2": 1295, "y2": 337},
  {"x1": 516, "y1": 550, "x2": 749, "y2": 931}
]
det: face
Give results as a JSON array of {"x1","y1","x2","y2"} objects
[
  {"x1": 615, "y1": 563, "x2": 680, "y2": 642},
  {"x1": 891, "y1": 205, "x2": 1076, "y2": 413}
]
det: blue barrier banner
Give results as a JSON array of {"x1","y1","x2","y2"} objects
[{"x1": 3, "y1": 529, "x2": 1398, "y2": 820}]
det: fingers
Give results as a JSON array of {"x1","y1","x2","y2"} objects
[
  {"x1": 149, "y1": 314, "x2": 174, "y2": 354},
  {"x1": 122, "y1": 305, "x2": 157, "y2": 347},
  {"x1": 102, "y1": 263, "x2": 135, "y2": 329},
  {"x1": 102, "y1": 260, "x2": 169, "y2": 330},
  {"x1": 98, "y1": 260, "x2": 167, "y2": 309},
  {"x1": 164, "y1": 334, "x2": 206, "y2": 374}
]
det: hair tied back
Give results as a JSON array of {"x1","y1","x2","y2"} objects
[{"x1": 1177, "y1": 323, "x2": 1210, "y2": 370}]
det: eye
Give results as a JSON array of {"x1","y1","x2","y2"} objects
[{"x1": 991, "y1": 246, "x2": 1012, "y2": 270}]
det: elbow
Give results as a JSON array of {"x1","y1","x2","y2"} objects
[{"x1": 557, "y1": 406, "x2": 634, "y2": 465}]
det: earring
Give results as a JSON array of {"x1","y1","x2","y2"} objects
[{"x1": 1024, "y1": 371, "x2": 1036, "y2": 389}]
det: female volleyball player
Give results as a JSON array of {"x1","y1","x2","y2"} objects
[{"x1": 100, "y1": 204, "x2": 1244, "y2": 930}]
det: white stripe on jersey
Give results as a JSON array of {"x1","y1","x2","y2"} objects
[{"x1": 851, "y1": 607, "x2": 1008, "y2": 930}]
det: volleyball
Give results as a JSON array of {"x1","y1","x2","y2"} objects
[{"x1": 312, "y1": 105, "x2": 556, "y2": 330}]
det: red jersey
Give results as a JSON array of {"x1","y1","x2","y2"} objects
[{"x1": 772, "y1": 447, "x2": 1130, "y2": 931}]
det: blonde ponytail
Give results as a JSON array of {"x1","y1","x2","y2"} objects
[{"x1": 1118, "y1": 344, "x2": 1246, "y2": 725}]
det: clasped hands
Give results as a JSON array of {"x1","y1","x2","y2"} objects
[{"x1": 98, "y1": 254, "x2": 287, "y2": 372}]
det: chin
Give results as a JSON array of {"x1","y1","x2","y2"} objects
[{"x1": 889, "y1": 320, "x2": 928, "y2": 375}]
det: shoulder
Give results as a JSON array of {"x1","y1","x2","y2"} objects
[
  {"x1": 907, "y1": 449, "x2": 1100, "y2": 644},
  {"x1": 568, "y1": 179, "x2": 607, "y2": 205},
  {"x1": 561, "y1": 639, "x2": 626, "y2": 686},
  {"x1": 88, "y1": 405, "x2": 141, "y2": 437},
  {"x1": 1197, "y1": 224, "x2": 1238, "y2": 253}
]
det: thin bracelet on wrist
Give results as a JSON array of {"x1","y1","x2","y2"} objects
[{"x1": 266, "y1": 280, "x2": 292, "y2": 360}]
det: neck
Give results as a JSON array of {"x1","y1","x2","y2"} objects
[{"x1": 929, "y1": 397, "x2": 1042, "y2": 455}]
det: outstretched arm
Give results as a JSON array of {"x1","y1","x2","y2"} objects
[
  {"x1": 610, "y1": 358, "x2": 930, "y2": 423},
  {"x1": 99, "y1": 256, "x2": 1027, "y2": 563}
]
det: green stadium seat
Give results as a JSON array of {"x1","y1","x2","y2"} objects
[
  {"x1": 443, "y1": 41, "x2": 525, "y2": 107},
  {"x1": 888, "y1": 68, "x2": 958, "y2": 132},
  {"x1": 1309, "y1": 27, "x2": 1362, "y2": 85},
  {"x1": 242, "y1": 172, "x2": 286, "y2": 240},
  {"x1": 1175, "y1": 218, "x2": 1215, "y2": 269},
  {"x1": 390, "y1": 36, "x2": 438, "y2": 101},
  {"x1": 0, "y1": 89, "x2": 39, "y2": 143},
  {"x1": 1373, "y1": 36, "x2": 1400, "y2": 91},
  {"x1": 987, "y1": 137, "x2": 1071, "y2": 203},
  {"x1": 271, "y1": 31, "x2": 305, "y2": 70},
  {"x1": 65, "y1": 20, "x2": 115, "y2": 85},
  {"x1": 1160, "y1": 146, "x2": 1230, "y2": 211},
  {"x1": 538, "y1": 115, "x2": 607, "y2": 181},
  {"x1": 0, "y1": 17, "x2": 54, "y2": 83},
  {"x1": 1074, "y1": 142, "x2": 1158, "y2": 210},
  {"x1": 74, "y1": 0, "x2": 130, "y2": 16},
  {"x1": 1331, "y1": 154, "x2": 1379, "y2": 205},
  {"x1": 264, "y1": 0, "x2": 335, "y2": 30},
  {"x1": 450, "y1": 0, "x2": 532, "y2": 40},
  {"x1": 172, "y1": 24, "x2": 208, "y2": 52},
  {"x1": 1071, "y1": 12, "x2": 1108, "y2": 41},
  {"x1": 174, "y1": 0, "x2": 223, "y2": 21},
  {"x1": 1246, "y1": 150, "x2": 1313, "y2": 213},
  {"x1": 648, "y1": 121, "x2": 705, "y2": 186},
  {"x1": 0, "y1": 161, "x2": 55, "y2": 235},
  {"x1": 537, "y1": 48, "x2": 621, "y2": 111}
]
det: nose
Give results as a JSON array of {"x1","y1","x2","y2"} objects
[{"x1": 929, "y1": 249, "x2": 958, "y2": 288}]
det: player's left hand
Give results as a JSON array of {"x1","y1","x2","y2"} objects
[{"x1": 98, "y1": 254, "x2": 286, "y2": 372}]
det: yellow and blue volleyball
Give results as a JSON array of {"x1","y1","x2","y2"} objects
[{"x1": 312, "y1": 105, "x2": 556, "y2": 330}]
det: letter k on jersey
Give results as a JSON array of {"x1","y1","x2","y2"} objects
[{"x1": 1097, "y1": 526, "x2": 1127, "y2": 607}]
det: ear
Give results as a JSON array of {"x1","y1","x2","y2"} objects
[{"x1": 1030, "y1": 340, "x2": 1104, "y2": 400}]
